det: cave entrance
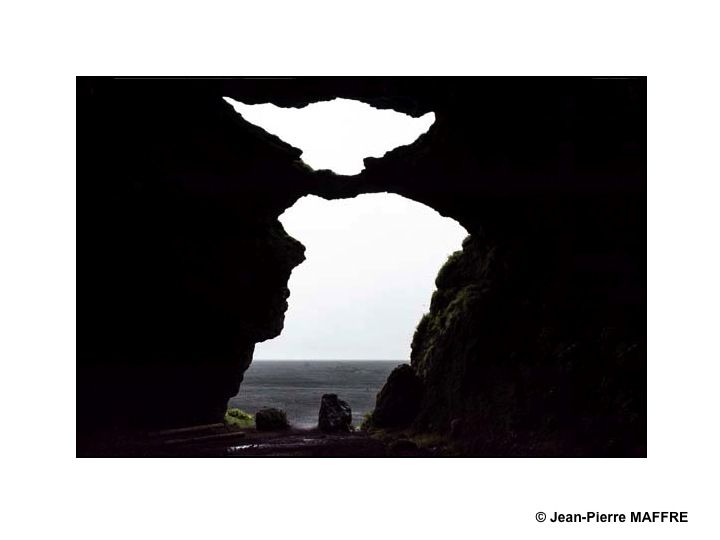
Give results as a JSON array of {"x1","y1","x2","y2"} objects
[{"x1": 228, "y1": 193, "x2": 467, "y2": 427}]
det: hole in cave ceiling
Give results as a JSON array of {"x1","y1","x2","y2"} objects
[{"x1": 223, "y1": 97, "x2": 435, "y2": 176}]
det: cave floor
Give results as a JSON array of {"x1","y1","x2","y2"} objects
[{"x1": 88, "y1": 424, "x2": 433, "y2": 457}]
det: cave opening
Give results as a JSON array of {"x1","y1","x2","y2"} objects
[
  {"x1": 223, "y1": 97, "x2": 435, "y2": 175},
  {"x1": 228, "y1": 193, "x2": 467, "y2": 427}
]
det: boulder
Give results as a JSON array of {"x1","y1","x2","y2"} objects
[
  {"x1": 255, "y1": 408, "x2": 290, "y2": 431},
  {"x1": 318, "y1": 394, "x2": 352, "y2": 433},
  {"x1": 371, "y1": 364, "x2": 424, "y2": 428}
]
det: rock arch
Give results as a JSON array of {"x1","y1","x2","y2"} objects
[{"x1": 78, "y1": 77, "x2": 645, "y2": 456}]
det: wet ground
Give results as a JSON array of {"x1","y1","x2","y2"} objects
[
  {"x1": 85, "y1": 423, "x2": 432, "y2": 457},
  {"x1": 223, "y1": 429, "x2": 389, "y2": 457}
]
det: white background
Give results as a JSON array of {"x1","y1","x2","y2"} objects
[{"x1": 1, "y1": 1, "x2": 719, "y2": 538}]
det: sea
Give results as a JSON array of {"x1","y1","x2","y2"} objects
[{"x1": 227, "y1": 360, "x2": 404, "y2": 428}]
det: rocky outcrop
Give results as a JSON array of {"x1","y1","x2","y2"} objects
[
  {"x1": 255, "y1": 408, "x2": 290, "y2": 431},
  {"x1": 78, "y1": 79, "x2": 310, "y2": 440},
  {"x1": 78, "y1": 77, "x2": 645, "y2": 456},
  {"x1": 318, "y1": 394, "x2": 352, "y2": 433},
  {"x1": 406, "y1": 232, "x2": 645, "y2": 456},
  {"x1": 371, "y1": 364, "x2": 424, "y2": 428}
]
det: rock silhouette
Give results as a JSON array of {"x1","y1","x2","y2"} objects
[
  {"x1": 371, "y1": 364, "x2": 423, "y2": 428},
  {"x1": 318, "y1": 394, "x2": 352, "y2": 433},
  {"x1": 255, "y1": 408, "x2": 290, "y2": 431}
]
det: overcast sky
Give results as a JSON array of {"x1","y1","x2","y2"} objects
[
  {"x1": 255, "y1": 193, "x2": 467, "y2": 359},
  {"x1": 224, "y1": 97, "x2": 435, "y2": 175},
  {"x1": 225, "y1": 98, "x2": 467, "y2": 359}
]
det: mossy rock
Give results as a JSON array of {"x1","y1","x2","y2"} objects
[
  {"x1": 255, "y1": 407, "x2": 290, "y2": 431},
  {"x1": 224, "y1": 408, "x2": 255, "y2": 429}
]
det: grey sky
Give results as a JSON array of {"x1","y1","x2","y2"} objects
[
  {"x1": 223, "y1": 97, "x2": 435, "y2": 175},
  {"x1": 255, "y1": 194, "x2": 467, "y2": 359}
]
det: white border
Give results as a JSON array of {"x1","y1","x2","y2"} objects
[{"x1": 1, "y1": 1, "x2": 719, "y2": 538}]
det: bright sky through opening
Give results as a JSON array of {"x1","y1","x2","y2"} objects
[
  {"x1": 223, "y1": 97, "x2": 435, "y2": 175},
  {"x1": 255, "y1": 194, "x2": 467, "y2": 360}
]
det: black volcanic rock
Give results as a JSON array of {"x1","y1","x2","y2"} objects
[
  {"x1": 408, "y1": 233, "x2": 645, "y2": 456},
  {"x1": 371, "y1": 364, "x2": 424, "y2": 428},
  {"x1": 255, "y1": 408, "x2": 290, "y2": 431},
  {"x1": 318, "y1": 394, "x2": 352, "y2": 433},
  {"x1": 78, "y1": 78, "x2": 309, "y2": 440}
]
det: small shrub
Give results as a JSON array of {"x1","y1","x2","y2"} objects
[{"x1": 224, "y1": 408, "x2": 255, "y2": 429}]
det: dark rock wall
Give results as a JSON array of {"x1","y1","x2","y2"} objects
[
  {"x1": 79, "y1": 79, "x2": 310, "y2": 437},
  {"x1": 79, "y1": 77, "x2": 645, "y2": 455},
  {"x1": 371, "y1": 364, "x2": 424, "y2": 428},
  {"x1": 357, "y1": 78, "x2": 646, "y2": 456},
  {"x1": 408, "y1": 233, "x2": 645, "y2": 456}
]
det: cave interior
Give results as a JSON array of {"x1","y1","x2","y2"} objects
[{"x1": 78, "y1": 77, "x2": 646, "y2": 456}]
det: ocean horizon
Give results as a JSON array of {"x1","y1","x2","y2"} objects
[{"x1": 228, "y1": 360, "x2": 406, "y2": 428}]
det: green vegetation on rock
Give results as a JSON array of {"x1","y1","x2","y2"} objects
[{"x1": 224, "y1": 408, "x2": 255, "y2": 429}]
